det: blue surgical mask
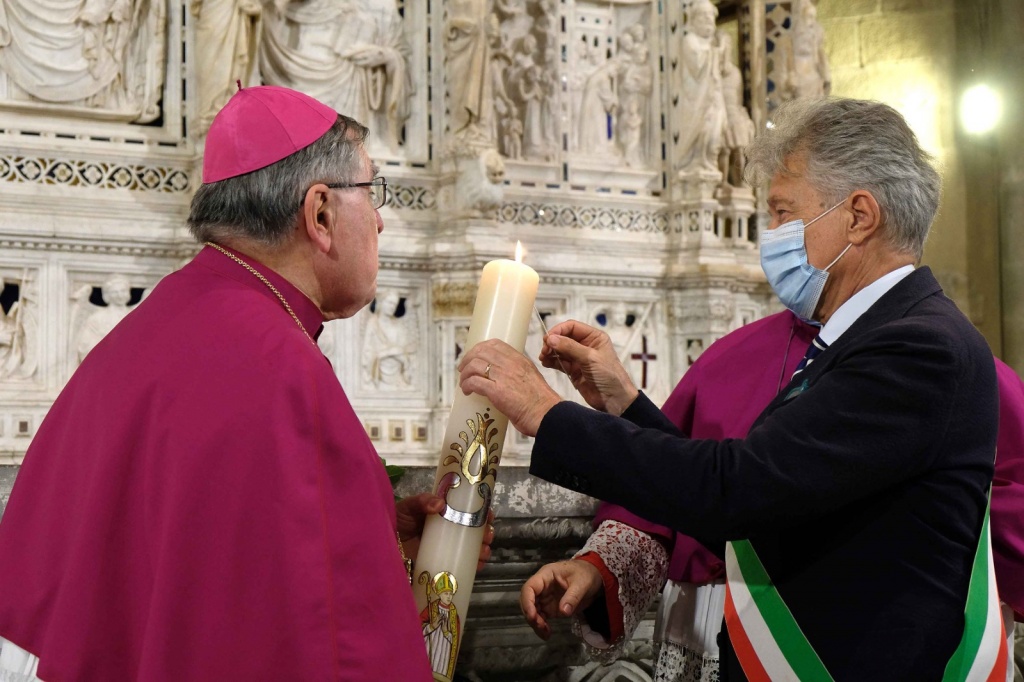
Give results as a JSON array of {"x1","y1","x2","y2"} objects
[{"x1": 760, "y1": 200, "x2": 851, "y2": 323}]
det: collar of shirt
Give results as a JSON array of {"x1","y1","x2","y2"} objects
[
  {"x1": 196, "y1": 245, "x2": 325, "y2": 341},
  {"x1": 819, "y1": 264, "x2": 915, "y2": 347}
]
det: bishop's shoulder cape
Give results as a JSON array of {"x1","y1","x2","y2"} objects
[{"x1": 0, "y1": 247, "x2": 432, "y2": 681}]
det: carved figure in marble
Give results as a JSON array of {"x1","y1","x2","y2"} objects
[
  {"x1": 452, "y1": 147, "x2": 505, "y2": 218},
  {"x1": 512, "y1": 50, "x2": 547, "y2": 160},
  {"x1": 500, "y1": 26, "x2": 556, "y2": 162},
  {"x1": 501, "y1": 109, "x2": 524, "y2": 160},
  {"x1": 676, "y1": 0, "x2": 727, "y2": 174},
  {"x1": 780, "y1": 0, "x2": 831, "y2": 101},
  {"x1": 578, "y1": 66, "x2": 616, "y2": 153},
  {"x1": 686, "y1": 338, "x2": 704, "y2": 366},
  {"x1": 577, "y1": 42, "x2": 622, "y2": 156},
  {"x1": 600, "y1": 301, "x2": 664, "y2": 400},
  {"x1": 0, "y1": 0, "x2": 165, "y2": 121},
  {"x1": 489, "y1": 30, "x2": 518, "y2": 158},
  {"x1": 569, "y1": 42, "x2": 600, "y2": 151},
  {"x1": 617, "y1": 25, "x2": 654, "y2": 168},
  {"x1": 575, "y1": 23, "x2": 652, "y2": 165},
  {"x1": 0, "y1": 273, "x2": 38, "y2": 381},
  {"x1": 192, "y1": 0, "x2": 263, "y2": 133},
  {"x1": 260, "y1": 0, "x2": 413, "y2": 155},
  {"x1": 718, "y1": 32, "x2": 755, "y2": 187},
  {"x1": 445, "y1": 0, "x2": 496, "y2": 146},
  {"x1": 71, "y1": 275, "x2": 136, "y2": 368},
  {"x1": 602, "y1": 302, "x2": 634, "y2": 361},
  {"x1": 362, "y1": 290, "x2": 418, "y2": 390}
]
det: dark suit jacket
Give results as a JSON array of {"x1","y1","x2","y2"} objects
[{"x1": 531, "y1": 267, "x2": 997, "y2": 682}]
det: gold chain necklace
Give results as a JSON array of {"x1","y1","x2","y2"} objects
[
  {"x1": 204, "y1": 241, "x2": 316, "y2": 346},
  {"x1": 204, "y1": 241, "x2": 413, "y2": 583}
]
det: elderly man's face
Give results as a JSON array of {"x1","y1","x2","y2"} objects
[
  {"x1": 319, "y1": 145, "x2": 384, "y2": 319},
  {"x1": 766, "y1": 153, "x2": 850, "y2": 274}
]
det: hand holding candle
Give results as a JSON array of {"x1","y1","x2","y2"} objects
[
  {"x1": 457, "y1": 340, "x2": 561, "y2": 437},
  {"x1": 411, "y1": 243, "x2": 539, "y2": 682}
]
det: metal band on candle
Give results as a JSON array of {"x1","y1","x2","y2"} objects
[{"x1": 436, "y1": 472, "x2": 492, "y2": 528}]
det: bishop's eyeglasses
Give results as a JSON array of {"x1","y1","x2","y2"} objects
[{"x1": 325, "y1": 177, "x2": 388, "y2": 209}]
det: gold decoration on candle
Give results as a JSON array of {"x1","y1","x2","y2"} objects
[
  {"x1": 451, "y1": 411, "x2": 499, "y2": 486},
  {"x1": 412, "y1": 243, "x2": 539, "y2": 682}
]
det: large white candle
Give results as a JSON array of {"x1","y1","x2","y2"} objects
[{"x1": 412, "y1": 246, "x2": 538, "y2": 682}]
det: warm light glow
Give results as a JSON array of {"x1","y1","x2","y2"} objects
[
  {"x1": 515, "y1": 240, "x2": 524, "y2": 262},
  {"x1": 961, "y1": 84, "x2": 1002, "y2": 135},
  {"x1": 895, "y1": 85, "x2": 941, "y2": 155}
]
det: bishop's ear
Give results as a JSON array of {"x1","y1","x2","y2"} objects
[
  {"x1": 846, "y1": 189, "x2": 882, "y2": 245},
  {"x1": 301, "y1": 184, "x2": 334, "y2": 253}
]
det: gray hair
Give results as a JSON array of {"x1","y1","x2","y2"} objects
[
  {"x1": 187, "y1": 114, "x2": 369, "y2": 246},
  {"x1": 745, "y1": 98, "x2": 941, "y2": 260}
]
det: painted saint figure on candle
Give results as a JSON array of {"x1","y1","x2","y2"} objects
[
  {"x1": 419, "y1": 571, "x2": 460, "y2": 679},
  {"x1": 410, "y1": 249, "x2": 538, "y2": 681}
]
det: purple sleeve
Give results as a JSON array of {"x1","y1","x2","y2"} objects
[
  {"x1": 592, "y1": 360, "x2": 724, "y2": 583},
  {"x1": 992, "y1": 359, "x2": 1024, "y2": 620}
]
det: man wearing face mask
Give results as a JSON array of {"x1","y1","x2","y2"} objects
[{"x1": 458, "y1": 97, "x2": 1007, "y2": 681}]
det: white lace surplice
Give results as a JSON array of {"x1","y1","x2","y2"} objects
[{"x1": 572, "y1": 520, "x2": 724, "y2": 682}]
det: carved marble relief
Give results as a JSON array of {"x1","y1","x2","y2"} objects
[
  {"x1": 617, "y1": 25, "x2": 654, "y2": 168},
  {"x1": 0, "y1": 0, "x2": 166, "y2": 122},
  {"x1": 69, "y1": 275, "x2": 141, "y2": 371},
  {"x1": 718, "y1": 32, "x2": 755, "y2": 188},
  {"x1": 362, "y1": 289, "x2": 420, "y2": 391},
  {"x1": 594, "y1": 301, "x2": 665, "y2": 402},
  {"x1": 675, "y1": 0, "x2": 727, "y2": 175},
  {"x1": 766, "y1": 0, "x2": 831, "y2": 114},
  {"x1": 0, "y1": 271, "x2": 39, "y2": 383},
  {"x1": 0, "y1": 4, "x2": 804, "y2": 675},
  {"x1": 491, "y1": 0, "x2": 558, "y2": 162},
  {"x1": 260, "y1": 0, "x2": 413, "y2": 156},
  {"x1": 569, "y1": 6, "x2": 653, "y2": 168},
  {"x1": 454, "y1": 147, "x2": 505, "y2": 218},
  {"x1": 445, "y1": 0, "x2": 496, "y2": 147},
  {"x1": 192, "y1": 0, "x2": 263, "y2": 133}
]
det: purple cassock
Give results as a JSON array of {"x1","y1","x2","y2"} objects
[
  {"x1": 596, "y1": 309, "x2": 1024, "y2": 621},
  {"x1": 0, "y1": 246, "x2": 433, "y2": 681}
]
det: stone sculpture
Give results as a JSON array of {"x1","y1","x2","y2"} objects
[
  {"x1": 617, "y1": 24, "x2": 654, "y2": 168},
  {"x1": 0, "y1": 275, "x2": 38, "y2": 382},
  {"x1": 71, "y1": 276, "x2": 135, "y2": 368},
  {"x1": 362, "y1": 290, "x2": 418, "y2": 390},
  {"x1": 718, "y1": 32, "x2": 755, "y2": 187},
  {"x1": 781, "y1": 0, "x2": 831, "y2": 101},
  {"x1": 192, "y1": 0, "x2": 264, "y2": 133},
  {"x1": 445, "y1": 0, "x2": 496, "y2": 146},
  {"x1": 260, "y1": 0, "x2": 413, "y2": 155},
  {"x1": 0, "y1": 0, "x2": 166, "y2": 121},
  {"x1": 676, "y1": 0, "x2": 727, "y2": 173}
]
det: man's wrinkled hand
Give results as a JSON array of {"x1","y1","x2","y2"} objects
[
  {"x1": 519, "y1": 560, "x2": 603, "y2": 640},
  {"x1": 458, "y1": 340, "x2": 561, "y2": 437},
  {"x1": 539, "y1": 320, "x2": 638, "y2": 416}
]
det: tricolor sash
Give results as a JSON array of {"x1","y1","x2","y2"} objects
[{"x1": 724, "y1": 504, "x2": 1007, "y2": 681}]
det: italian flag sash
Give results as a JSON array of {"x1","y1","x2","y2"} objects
[{"x1": 724, "y1": 504, "x2": 1007, "y2": 681}]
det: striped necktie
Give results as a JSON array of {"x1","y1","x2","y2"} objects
[{"x1": 792, "y1": 335, "x2": 828, "y2": 379}]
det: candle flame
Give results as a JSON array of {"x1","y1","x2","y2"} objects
[{"x1": 515, "y1": 240, "x2": 524, "y2": 263}]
